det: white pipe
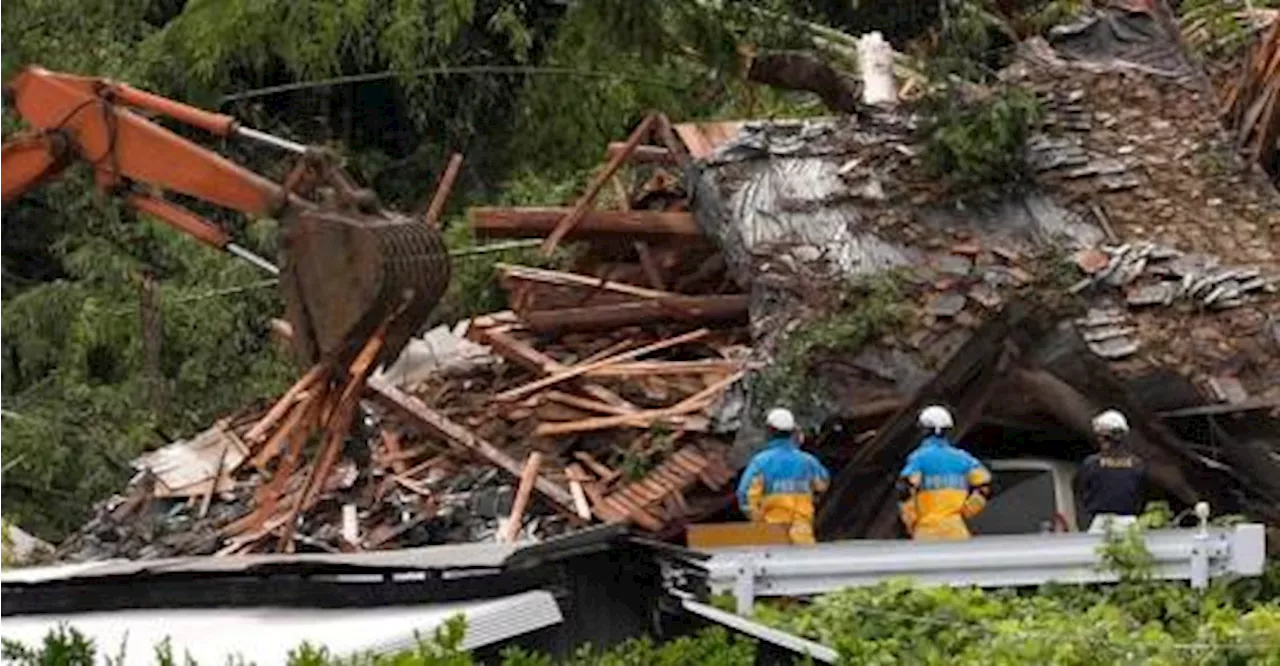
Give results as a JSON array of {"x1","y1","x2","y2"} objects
[
  {"x1": 226, "y1": 242, "x2": 280, "y2": 275},
  {"x1": 235, "y1": 126, "x2": 309, "y2": 154}
]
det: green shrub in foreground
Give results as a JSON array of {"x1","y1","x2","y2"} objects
[
  {"x1": 753, "y1": 576, "x2": 1280, "y2": 666},
  {"x1": 0, "y1": 621, "x2": 756, "y2": 666}
]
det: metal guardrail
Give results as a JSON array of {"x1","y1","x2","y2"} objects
[{"x1": 704, "y1": 523, "x2": 1267, "y2": 615}]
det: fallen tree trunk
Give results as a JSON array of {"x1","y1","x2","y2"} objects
[{"x1": 747, "y1": 50, "x2": 861, "y2": 114}]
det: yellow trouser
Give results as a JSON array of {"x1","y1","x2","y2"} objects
[
  {"x1": 907, "y1": 515, "x2": 971, "y2": 541},
  {"x1": 753, "y1": 494, "x2": 817, "y2": 545},
  {"x1": 900, "y1": 487, "x2": 983, "y2": 541}
]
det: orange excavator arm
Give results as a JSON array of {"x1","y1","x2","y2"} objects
[
  {"x1": 2, "y1": 66, "x2": 451, "y2": 368},
  {"x1": 2, "y1": 66, "x2": 294, "y2": 271}
]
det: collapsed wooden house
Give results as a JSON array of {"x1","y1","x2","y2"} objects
[{"x1": 49, "y1": 1, "x2": 1280, "y2": 562}]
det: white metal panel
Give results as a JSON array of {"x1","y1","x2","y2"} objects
[
  {"x1": 680, "y1": 597, "x2": 838, "y2": 664},
  {"x1": 0, "y1": 590, "x2": 562, "y2": 665},
  {"x1": 704, "y1": 525, "x2": 1266, "y2": 614}
]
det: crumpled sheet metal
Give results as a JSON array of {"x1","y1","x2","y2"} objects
[{"x1": 727, "y1": 158, "x2": 913, "y2": 279}]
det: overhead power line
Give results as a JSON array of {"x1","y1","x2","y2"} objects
[{"x1": 219, "y1": 66, "x2": 684, "y2": 104}]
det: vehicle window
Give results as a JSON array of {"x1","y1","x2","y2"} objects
[{"x1": 968, "y1": 469, "x2": 1058, "y2": 535}]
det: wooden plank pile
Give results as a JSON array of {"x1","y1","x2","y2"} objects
[
  {"x1": 57, "y1": 116, "x2": 752, "y2": 560},
  {"x1": 1222, "y1": 17, "x2": 1280, "y2": 182}
]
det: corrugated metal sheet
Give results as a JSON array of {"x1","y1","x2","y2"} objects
[{"x1": 0, "y1": 590, "x2": 562, "y2": 665}]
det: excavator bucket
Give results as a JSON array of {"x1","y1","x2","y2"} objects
[{"x1": 278, "y1": 209, "x2": 451, "y2": 370}]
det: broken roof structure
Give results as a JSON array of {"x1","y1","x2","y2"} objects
[{"x1": 678, "y1": 0, "x2": 1280, "y2": 538}]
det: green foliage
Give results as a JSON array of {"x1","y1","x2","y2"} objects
[
  {"x1": 751, "y1": 275, "x2": 909, "y2": 418},
  {"x1": 755, "y1": 576, "x2": 1280, "y2": 665},
  {"x1": 505, "y1": 0, "x2": 823, "y2": 175},
  {"x1": 1, "y1": 621, "x2": 755, "y2": 666},
  {"x1": 0, "y1": 519, "x2": 14, "y2": 569},
  {"x1": 432, "y1": 170, "x2": 581, "y2": 324},
  {"x1": 0, "y1": 0, "x2": 161, "y2": 82},
  {"x1": 147, "y1": 0, "x2": 491, "y2": 88},
  {"x1": 2, "y1": 203, "x2": 294, "y2": 539},
  {"x1": 2, "y1": 625, "x2": 96, "y2": 666},
  {"x1": 920, "y1": 84, "x2": 1042, "y2": 191},
  {"x1": 910, "y1": 1, "x2": 1045, "y2": 193}
]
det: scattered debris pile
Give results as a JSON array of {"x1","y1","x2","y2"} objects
[{"x1": 57, "y1": 115, "x2": 747, "y2": 560}]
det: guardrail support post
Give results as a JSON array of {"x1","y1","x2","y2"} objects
[
  {"x1": 1190, "y1": 502, "x2": 1211, "y2": 590},
  {"x1": 734, "y1": 556, "x2": 757, "y2": 616}
]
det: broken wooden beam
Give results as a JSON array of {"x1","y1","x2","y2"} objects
[
  {"x1": 605, "y1": 142, "x2": 676, "y2": 165},
  {"x1": 380, "y1": 428, "x2": 410, "y2": 475},
  {"x1": 477, "y1": 327, "x2": 638, "y2": 411},
  {"x1": 582, "y1": 359, "x2": 745, "y2": 378},
  {"x1": 544, "y1": 390, "x2": 634, "y2": 416},
  {"x1": 470, "y1": 207, "x2": 702, "y2": 240},
  {"x1": 421, "y1": 152, "x2": 464, "y2": 226},
  {"x1": 495, "y1": 328, "x2": 710, "y2": 402},
  {"x1": 500, "y1": 451, "x2": 544, "y2": 543},
  {"x1": 521, "y1": 295, "x2": 749, "y2": 334},
  {"x1": 543, "y1": 114, "x2": 657, "y2": 254},
  {"x1": 536, "y1": 371, "x2": 743, "y2": 437},
  {"x1": 369, "y1": 378, "x2": 577, "y2": 514},
  {"x1": 279, "y1": 325, "x2": 388, "y2": 551},
  {"x1": 244, "y1": 363, "x2": 327, "y2": 443},
  {"x1": 654, "y1": 113, "x2": 693, "y2": 168},
  {"x1": 496, "y1": 263, "x2": 677, "y2": 300}
]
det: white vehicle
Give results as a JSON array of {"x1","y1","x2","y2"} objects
[{"x1": 969, "y1": 458, "x2": 1082, "y2": 535}]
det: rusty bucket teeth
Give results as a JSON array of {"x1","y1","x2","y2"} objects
[{"x1": 279, "y1": 209, "x2": 451, "y2": 370}]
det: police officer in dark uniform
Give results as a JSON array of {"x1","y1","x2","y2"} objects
[{"x1": 1074, "y1": 409, "x2": 1146, "y2": 532}]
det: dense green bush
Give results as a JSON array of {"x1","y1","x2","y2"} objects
[
  {"x1": 0, "y1": 621, "x2": 756, "y2": 666},
  {"x1": 756, "y1": 576, "x2": 1280, "y2": 665}
]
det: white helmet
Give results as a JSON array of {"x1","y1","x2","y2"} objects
[
  {"x1": 918, "y1": 405, "x2": 954, "y2": 432},
  {"x1": 766, "y1": 408, "x2": 796, "y2": 432},
  {"x1": 1092, "y1": 409, "x2": 1129, "y2": 436}
]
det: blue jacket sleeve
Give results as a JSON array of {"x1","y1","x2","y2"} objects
[
  {"x1": 900, "y1": 450, "x2": 921, "y2": 480},
  {"x1": 808, "y1": 454, "x2": 830, "y2": 482},
  {"x1": 736, "y1": 457, "x2": 762, "y2": 510}
]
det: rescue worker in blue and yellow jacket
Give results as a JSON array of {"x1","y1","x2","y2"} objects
[
  {"x1": 897, "y1": 405, "x2": 992, "y2": 541},
  {"x1": 736, "y1": 408, "x2": 831, "y2": 545}
]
